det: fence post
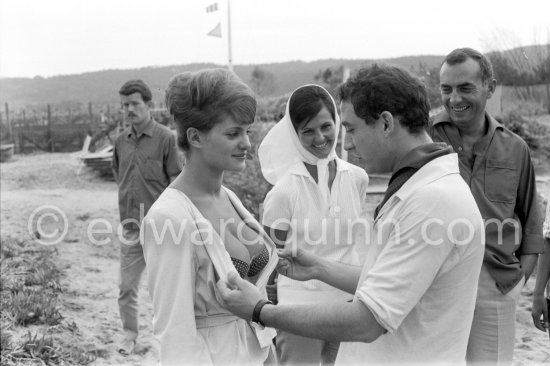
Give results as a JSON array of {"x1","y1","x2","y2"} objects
[
  {"x1": 4, "y1": 103, "x2": 12, "y2": 143},
  {"x1": 47, "y1": 104, "x2": 54, "y2": 152},
  {"x1": 0, "y1": 105, "x2": 3, "y2": 142},
  {"x1": 88, "y1": 102, "x2": 93, "y2": 123}
]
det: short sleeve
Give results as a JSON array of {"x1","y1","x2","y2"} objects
[
  {"x1": 355, "y1": 192, "x2": 460, "y2": 333},
  {"x1": 142, "y1": 208, "x2": 212, "y2": 364},
  {"x1": 262, "y1": 179, "x2": 295, "y2": 231},
  {"x1": 515, "y1": 141, "x2": 544, "y2": 255}
]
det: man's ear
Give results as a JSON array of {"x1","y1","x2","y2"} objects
[
  {"x1": 187, "y1": 128, "x2": 203, "y2": 149},
  {"x1": 380, "y1": 111, "x2": 394, "y2": 136},
  {"x1": 486, "y1": 78, "x2": 497, "y2": 99},
  {"x1": 146, "y1": 101, "x2": 154, "y2": 109}
]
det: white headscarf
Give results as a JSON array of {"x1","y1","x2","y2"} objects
[{"x1": 258, "y1": 84, "x2": 340, "y2": 207}]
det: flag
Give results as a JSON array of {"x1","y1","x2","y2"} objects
[
  {"x1": 206, "y1": 3, "x2": 218, "y2": 13},
  {"x1": 207, "y1": 22, "x2": 222, "y2": 38}
]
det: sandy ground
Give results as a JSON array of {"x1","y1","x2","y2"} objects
[
  {"x1": 1, "y1": 153, "x2": 157, "y2": 365},
  {"x1": 1, "y1": 152, "x2": 549, "y2": 365}
]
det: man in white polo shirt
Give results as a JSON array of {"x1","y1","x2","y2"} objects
[{"x1": 218, "y1": 64, "x2": 485, "y2": 364}]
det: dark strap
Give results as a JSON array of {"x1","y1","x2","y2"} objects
[
  {"x1": 252, "y1": 299, "x2": 273, "y2": 326},
  {"x1": 374, "y1": 143, "x2": 453, "y2": 219},
  {"x1": 374, "y1": 167, "x2": 417, "y2": 219}
]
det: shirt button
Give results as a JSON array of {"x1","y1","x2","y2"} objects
[{"x1": 458, "y1": 146, "x2": 463, "y2": 152}]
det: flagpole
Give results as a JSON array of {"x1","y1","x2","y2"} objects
[{"x1": 227, "y1": 0, "x2": 233, "y2": 72}]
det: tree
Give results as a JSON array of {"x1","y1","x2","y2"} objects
[
  {"x1": 534, "y1": 55, "x2": 550, "y2": 113},
  {"x1": 410, "y1": 62, "x2": 441, "y2": 109},
  {"x1": 249, "y1": 66, "x2": 276, "y2": 97},
  {"x1": 314, "y1": 65, "x2": 344, "y2": 96},
  {"x1": 488, "y1": 53, "x2": 519, "y2": 85},
  {"x1": 482, "y1": 29, "x2": 550, "y2": 112}
]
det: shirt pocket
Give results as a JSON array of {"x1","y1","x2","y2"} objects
[
  {"x1": 484, "y1": 159, "x2": 517, "y2": 203},
  {"x1": 142, "y1": 159, "x2": 164, "y2": 182}
]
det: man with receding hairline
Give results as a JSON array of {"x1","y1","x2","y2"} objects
[
  {"x1": 112, "y1": 79, "x2": 182, "y2": 355},
  {"x1": 429, "y1": 48, "x2": 544, "y2": 365}
]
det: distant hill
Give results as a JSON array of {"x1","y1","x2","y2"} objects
[
  {"x1": 0, "y1": 44, "x2": 546, "y2": 108},
  {"x1": 0, "y1": 56, "x2": 443, "y2": 108}
]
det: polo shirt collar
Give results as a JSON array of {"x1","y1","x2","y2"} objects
[
  {"x1": 128, "y1": 118, "x2": 154, "y2": 139},
  {"x1": 394, "y1": 153, "x2": 460, "y2": 202}
]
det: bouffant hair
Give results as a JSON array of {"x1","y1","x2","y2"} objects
[{"x1": 165, "y1": 69, "x2": 256, "y2": 151}]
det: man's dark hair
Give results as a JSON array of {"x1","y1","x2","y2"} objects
[
  {"x1": 338, "y1": 64, "x2": 430, "y2": 134},
  {"x1": 119, "y1": 79, "x2": 153, "y2": 102},
  {"x1": 442, "y1": 48, "x2": 494, "y2": 84}
]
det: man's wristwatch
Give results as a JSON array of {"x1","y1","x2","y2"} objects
[{"x1": 252, "y1": 299, "x2": 273, "y2": 327}]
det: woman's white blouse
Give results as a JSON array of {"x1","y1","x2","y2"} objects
[
  {"x1": 262, "y1": 158, "x2": 370, "y2": 305},
  {"x1": 142, "y1": 187, "x2": 277, "y2": 365}
]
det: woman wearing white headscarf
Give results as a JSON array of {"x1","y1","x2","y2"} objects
[{"x1": 259, "y1": 85, "x2": 370, "y2": 364}]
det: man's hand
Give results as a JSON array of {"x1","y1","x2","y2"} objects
[
  {"x1": 277, "y1": 248, "x2": 322, "y2": 281},
  {"x1": 531, "y1": 293, "x2": 549, "y2": 336},
  {"x1": 217, "y1": 271, "x2": 263, "y2": 320}
]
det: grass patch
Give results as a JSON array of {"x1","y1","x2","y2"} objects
[
  {"x1": 0, "y1": 331, "x2": 97, "y2": 365},
  {"x1": 24, "y1": 258, "x2": 62, "y2": 291},
  {"x1": 2, "y1": 288, "x2": 63, "y2": 326},
  {"x1": 0, "y1": 237, "x2": 97, "y2": 366}
]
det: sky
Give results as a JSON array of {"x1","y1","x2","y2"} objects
[{"x1": 1, "y1": 0, "x2": 549, "y2": 78}]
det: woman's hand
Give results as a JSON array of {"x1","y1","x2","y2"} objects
[{"x1": 276, "y1": 247, "x2": 322, "y2": 281}]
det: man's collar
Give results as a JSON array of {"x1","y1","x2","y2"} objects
[
  {"x1": 395, "y1": 153, "x2": 460, "y2": 201},
  {"x1": 484, "y1": 112, "x2": 504, "y2": 136},
  {"x1": 375, "y1": 153, "x2": 460, "y2": 220},
  {"x1": 432, "y1": 110, "x2": 504, "y2": 133},
  {"x1": 127, "y1": 119, "x2": 154, "y2": 138}
]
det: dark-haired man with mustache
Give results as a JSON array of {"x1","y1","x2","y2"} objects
[{"x1": 112, "y1": 79, "x2": 182, "y2": 355}]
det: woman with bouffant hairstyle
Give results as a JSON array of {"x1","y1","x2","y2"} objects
[{"x1": 141, "y1": 69, "x2": 278, "y2": 365}]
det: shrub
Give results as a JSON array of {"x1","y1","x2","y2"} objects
[{"x1": 496, "y1": 111, "x2": 550, "y2": 153}]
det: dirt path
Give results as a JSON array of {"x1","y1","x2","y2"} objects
[{"x1": 1, "y1": 152, "x2": 549, "y2": 365}]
